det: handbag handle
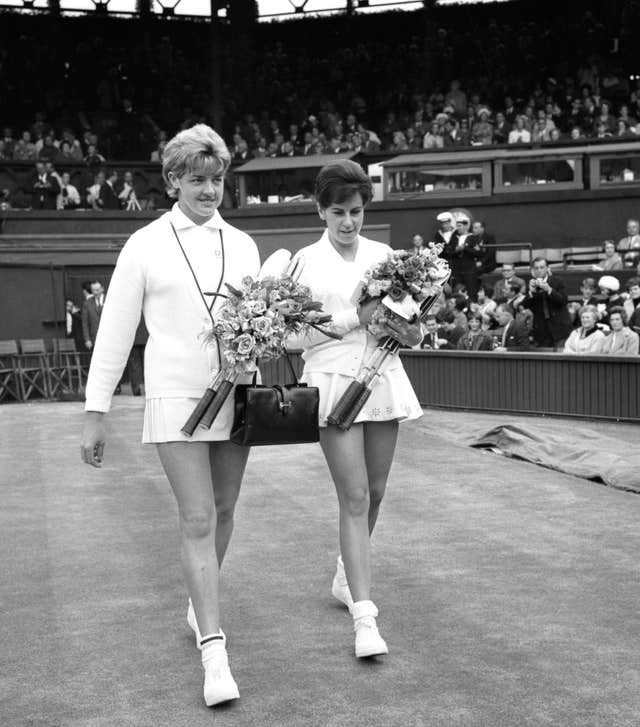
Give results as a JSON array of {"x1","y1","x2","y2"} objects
[{"x1": 250, "y1": 348, "x2": 300, "y2": 386}]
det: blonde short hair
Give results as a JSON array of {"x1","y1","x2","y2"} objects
[{"x1": 162, "y1": 124, "x2": 231, "y2": 198}]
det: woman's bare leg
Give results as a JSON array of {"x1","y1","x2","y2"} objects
[
  {"x1": 320, "y1": 424, "x2": 371, "y2": 603},
  {"x1": 363, "y1": 420, "x2": 399, "y2": 535},
  {"x1": 209, "y1": 441, "x2": 250, "y2": 567},
  {"x1": 157, "y1": 442, "x2": 220, "y2": 637}
]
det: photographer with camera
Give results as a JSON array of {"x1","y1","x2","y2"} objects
[{"x1": 522, "y1": 257, "x2": 572, "y2": 350}]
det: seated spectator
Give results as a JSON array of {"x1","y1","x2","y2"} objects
[
  {"x1": 618, "y1": 218, "x2": 640, "y2": 268},
  {"x1": 596, "y1": 274, "x2": 624, "y2": 323},
  {"x1": 623, "y1": 276, "x2": 640, "y2": 333},
  {"x1": 436, "y1": 310, "x2": 466, "y2": 348},
  {"x1": 492, "y1": 303, "x2": 530, "y2": 351},
  {"x1": 493, "y1": 112, "x2": 509, "y2": 144},
  {"x1": 118, "y1": 170, "x2": 141, "y2": 211},
  {"x1": 569, "y1": 277, "x2": 598, "y2": 326},
  {"x1": 493, "y1": 263, "x2": 526, "y2": 303},
  {"x1": 38, "y1": 133, "x2": 61, "y2": 163},
  {"x1": 86, "y1": 170, "x2": 106, "y2": 210},
  {"x1": 508, "y1": 116, "x2": 531, "y2": 144},
  {"x1": 600, "y1": 307, "x2": 639, "y2": 355},
  {"x1": 58, "y1": 172, "x2": 81, "y2": 210},
  {"x1": 150, "y1": 140, "x2": 167, "y2": 163},
  {"x1": 84, "y1": 143, "x2": 106, "y2": 170},
  {"x1": 422, "y1": 122, "x2": 444, "y2": 149},
  {"x1": 470, "y1": 285, "x2": 497, "y2": 322},
  {"x1": 592, "y1": 239, "x2": 623, "y2": 271},
  {"x1": 30, "y1": 160, "x2": 60, "y2": 210},
  {"x1": 471, "y1": 108, "x2": 493, "y2": 145},
  {"x1": 563, "y1": 305, "x2": 606, "y2": 354},
  {"x1": 12, "y1": 130, "x2": 38, "y2": 161},
  {"x1": 411, "y1": 233, "x2": 426, "y2": 253},
  {"x1": 456, "y1": 312, "x2": 494, "y2": 351},
  {"x1": 420, "y1": 316, "x2": 450, "y2": 350}
]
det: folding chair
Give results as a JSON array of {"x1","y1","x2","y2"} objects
[
  {"x1": 17, "y1": 339, "x2": 51, "y2": 400},
  {"x1": 0, "y1": 340, "x2": 22, "y2": 403},
  {"x1": 50, "y1": 338, "x2": 83, "y2": 396}
]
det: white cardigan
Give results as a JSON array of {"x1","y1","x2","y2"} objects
[
  {"x1": 85, "y1": 204, "x2": 260, "y2": 412},
  {"x1": 290, "y1": 231, "x2": 401, "y2": 376}
]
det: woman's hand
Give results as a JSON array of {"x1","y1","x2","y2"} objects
[
  {"x1": 357, "y1": 298, "x2": 379, "y2": 326},
  {"x1": 382, "y1": 318, "x2": 423, "y2": 347},
  {"x1": 81, "y1": 412, "x2": 106, "y2": 468}
]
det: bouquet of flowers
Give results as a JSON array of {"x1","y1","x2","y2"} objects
[
  {"x1": 327, "y1": 243, "x2": 450, "y2": 430},
  {"x1": 182, "y1": 255, "x2": 337, "y2": 436}
]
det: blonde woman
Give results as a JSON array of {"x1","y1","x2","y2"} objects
[{"x1": 81, "y1": 124, "x2": 260, "y2": 707}]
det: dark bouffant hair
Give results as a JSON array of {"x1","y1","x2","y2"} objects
[{"x1": 314, "y1": 159, "x2": 373, "y2": 209}]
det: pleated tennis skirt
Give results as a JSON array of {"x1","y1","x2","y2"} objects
[
  {"x1": 142, "y1": 395, "x2": 235, "y2": 443},
  {"x1": 301, "y1": 365, "x2": 423, "y2": 428}
]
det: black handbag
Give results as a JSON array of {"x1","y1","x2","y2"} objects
[{"x1": 230, "y1": 353, "x2": 319, "y2": 446}]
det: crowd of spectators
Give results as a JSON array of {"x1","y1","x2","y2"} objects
[
  {"x1": 416, "y1": 211, "x2": 640, "y2": 356},
  {"x1": 0, "y1": 3, "x2": 637, "y2": 172}
]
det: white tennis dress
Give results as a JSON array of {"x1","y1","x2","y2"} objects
[
  {"x1": 291, "y1": 231, "x2": 423, "y2": 427},
  {"x1": 84, "y1": 203, "x2": 260, "y2": 443}
]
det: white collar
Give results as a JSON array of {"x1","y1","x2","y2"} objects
[
  {"x1": 319, "y1": 229, "x2": 361, "y2": 263},
  {"x1": 169, "y1": 202, "x2": 225, "y2": 231}
]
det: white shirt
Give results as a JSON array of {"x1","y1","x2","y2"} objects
[
  {"x1": 290, "y1": 231, "x2": 401, "y2": 376},
  {"x1": 85, "y1": 203, "x2": 260, "y2": 412}
]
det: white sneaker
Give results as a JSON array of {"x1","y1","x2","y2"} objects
[
  {"x1": 352, "y1": 600, "x2": 388, "y2": 658},
  {"x1": 187, "y1": 598, "x2": 202, "y2": 649},
  {"x1": 201, "y1": 632, "x2": 240, "y2": 706},
  {"x1": 331, "y1": 555, "x2": 354, "y2": 612}
]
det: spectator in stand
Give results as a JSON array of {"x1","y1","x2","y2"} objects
[
  {"x1": 423, "y1": 120, "x2": 444, "y2": 149},
  {"x1": 60, "y1": 128, "x2": 84, "y2": 161},
  {"x1": 65, "y1": 298, "x2": 84, "y2": 352},
  {"x1": 493, "y1": 262, "x2": 526, "y2": 303},
  {"x1": 2, "y1": 127, "x2": 15, "y2": 157},
  {"x1": 600, "y1": 307, "x2": 639, "y2": 355},
  {"x1": 569, "y1": 126, "x2": 586, "y2": 141},
  {"x1": 58, "y1": 172, "x2": 81, "y2": 210},
  {"x1": 592, "y1": 239, "x2": 623, "y2": 271},
  {"x1": 471, "y1": 108, "x2": 494, "y2": 145},
  {"x1": 594, "y1": 100, "x2": 617, "y2": 134},
  {"x1": 30, "y1": 161, "x2": 60, "y2": 210},
  {"x1": 390, "y1": 130, "x2": 409, "y2": 152},
  {"x1": 615, "y1": 119, "x2": 636, "y2": 139},
  {"x1": 87, "y1": 170, "x2": 106, "y2": 210},
  {"x1": 84, "y1": 143, "x2": 106, "y2": 170},
  {"x1": 622, "y1": 278, "x2": 640, "y2": 338},
  {"x1": 618, "y1": 218, "x2": 640, "y2": 268},
  {"x1": 57, "y1": 140, "x2": 77, "y2": 164},
  {"x1": 471, "y1": 285, "x2": 497, "y2": 322},
  {"x1": 508, "y1": 116, "x2": 531, "y2": 144},
  {"x1": 232, "y1": 139, "x2": 252, "y2": 163},
  {"x1": 492, "y1": 303, "x2": 530, "y2": 352},
  {"x1": 457, "y1": 312, "x2": 493, "y2": 351},
  {"x1": 445, "y1": 79, "x2": 467, "y2": 115},
  {"x1": 421, "y1": 316, "x2": 449, "y2": 350},
  {"x1": 445, "y1": 214, "x2": 486, "y2": 301},
  {"x1": 99, "y1": 169, "x2": 120, "y2": 210},
  {"x1": 522, "y1": 257, "x2": 572, "y2": 349},
  {"x1": 434, "y1": 211, "x2": 455, "y2": 248},
  {"x1": 568, "y1": 276, "x2": 599, "y2": 327},
  {"x1": 470, "y1": 219, "x2": 498, "y2": 277},
  {"x1": 38, "y1": 133, "x2": 61, "y2": 163},
  {"x1": 118, "y1": 170, "x2": 141, "y2": 210},
  {"x1": 493, "y1": 112, "x2": 509, "y2": 144},
  {"x1": 411, "y1": 233, "x2": 426, "y2": 253},
  {"x1": 596, "y1": 275, "x2": 624, "y2": 323},
  {"x1": 12, "y1": 130, "x2": 38, "y2": 161},
  {"x1": 150, "y1": 140, "x2": 167, "y2": 163},
  {"x1": 436, "y1": 309, "x2": 465, "y2": 348},
  {"x1": 563, "y1": 305, "x2": 606, "y2": 354}
]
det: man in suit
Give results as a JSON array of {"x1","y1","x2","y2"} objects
[
  {"x1": 81, "y1": 280, "x2": 105, "y2": 352},
  {"x1": 471, "y1": 219, "x2": 498, "y2": 276},
  {"x1": 31, "y1": 161, "x2": 60, "y2": 209},
  {"x1": 521, "y1": 257, "x2": 572, "y2": 349},
  {"x1": 99, "y1": 170, "x2": 120, "y2": 210},
  {"x1": 493, "y1": 303, "x2": 530, "y2": 351},
  {"x1": 493, "y1": 263, "x2": 526, "y2": 303},
  {"x1": 420, "y1": 316, "x2": 450, "y2": 350}
]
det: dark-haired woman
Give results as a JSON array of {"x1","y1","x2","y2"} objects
[
  {"x1": 81, "y1": 124, "x2": 259, "y2": 706},
  {"x1": 290, "y1": 159, "x2": 423, "y2": 658}
]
